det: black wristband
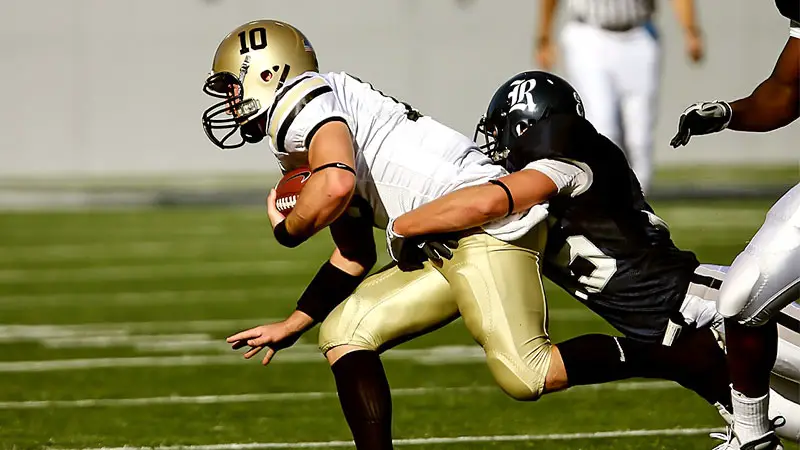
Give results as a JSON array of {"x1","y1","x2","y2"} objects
[
  {"x1": 273, "y1": 221, "x2": 307, "y2": 248},
  {"x1": 488, "y1": 179, "x2": 514, "y2": 217},
  {"x1": 296, "y1": 261, "x2": 365, "y2": 323}
]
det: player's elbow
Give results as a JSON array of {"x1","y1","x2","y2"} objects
[
  {"x1": 322, "y1": 170, "x2": 356, "y2": 204},
  {"x1": 471, "y1": 195, "x2": 509, "y2": 224}
]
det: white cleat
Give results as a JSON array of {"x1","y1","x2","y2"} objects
[{"x1": 711, "y1": 417, "x2": 786, "y2": 450}]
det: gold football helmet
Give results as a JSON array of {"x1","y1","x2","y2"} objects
[{"x1": 202, "y1": 20, "x2": 319, "y2": 149}]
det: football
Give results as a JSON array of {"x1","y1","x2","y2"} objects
[{"x1": 274, "y1": 166, "x2": 311, "y2": 216}]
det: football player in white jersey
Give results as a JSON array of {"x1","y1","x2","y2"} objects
[
  {"x1": 202, "y1": 20, "x2": 744, "y2": 449},
  {"x1": 202, "y1": 20, "x2": 575, "y2": 449},
  {"x1": 670, "y1": 3, "x2": 799, "y2": 448}
]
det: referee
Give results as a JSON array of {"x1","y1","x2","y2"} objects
[{"x1": 535, "y1": 0, "x2": 704, "y2": 194}]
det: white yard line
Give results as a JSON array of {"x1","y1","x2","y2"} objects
[
  {"x1": 0, "y1": 381, "x2": 678, "y2": 410},
  {"x1": 0, "y1": 240, "x2": 288, "y2": 263},
  {"x1": 0, "y1": 346, "x2": 485, "y2": 372},
  {"x1": 0, "y1": 309, "x2": 594, "y2": 336},
  {"x1": 0, "y1": 342, "x2": 651, "y2": 372},
  {"x1": 0, "y1": 261, "x2": 307, "y2": 283},
  {"x1": 0, "y1": 319, "x2": 279, "y2": 337},
  {"x1": 0, "y1": 288, "x2": 294, "y2": 306},
  {"x1": 0, "y1": 309, "x2": 594, "y2": 344},
  {"x1": 59, "y1": 427, "x2": 721, "y2": 449}
]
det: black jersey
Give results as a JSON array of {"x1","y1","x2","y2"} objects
[
  {"x1": 508, "y1": 114, "x2": 700, "y2": 342},
  {"x1": 776, "y1": 0, "x2": 799, "y2": 22}
]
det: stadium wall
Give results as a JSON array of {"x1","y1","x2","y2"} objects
[{"x1": 0, "y1": 0, "x2": 797, "y2": 179}]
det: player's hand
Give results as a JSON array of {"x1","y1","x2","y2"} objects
[
  {"x1": 386, "y1": 219, "x2": 459, "y2": 271},
  {"x1": 535, "y1": 37, "x2": 556, "y2": 70},
  {"x1": 226, "y1": 320, "x2": 303, "y2": 366},
  {"x1": 266, "y1": 188, "x2": 285, "y2": 230},
  {"x1": 685, "y1": 30, "x2": 704, "y2": 63},
  {"x1": 670, "y1": 101, "x2": 732, "y2": 148}
]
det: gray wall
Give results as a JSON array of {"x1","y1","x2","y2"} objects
[{"x1": 0, "y1": 0, "x2": 797, "y2": 177}]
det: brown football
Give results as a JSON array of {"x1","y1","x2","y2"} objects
[{"x1": 274, "y1": 166, "x2": 311, "y2": 216}]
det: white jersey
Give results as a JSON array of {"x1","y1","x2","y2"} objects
[
  {"x1": 566, "y1": 0, "x2": 654, "y2": 29},
  {"x1": 264, "y1": 71, "x2": 543, "y2": 241}
]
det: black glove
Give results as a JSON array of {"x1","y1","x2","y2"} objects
[
  {"x1": 670, "y1": 101, "x2": 732, "y2": 148},
  {"x1": 386, "y1": 219, "x2": 459, "y2": 272}
]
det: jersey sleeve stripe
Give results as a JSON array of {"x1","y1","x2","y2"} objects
[
  {"x1": 791, "y1": 20, "x2": 800, "y2": 39},
  {"x1": 275, "y1": 85, "x2": 334, "y2": 153},
  {"x1": 304, "y1": 116, "x2": 349, "y2": 150},
  {"x1": 268, "y1": 76, "x2": 328, "y2": 149},
  {"x1": 266, "y1": 74, "x2": 314, "y2": 129}
]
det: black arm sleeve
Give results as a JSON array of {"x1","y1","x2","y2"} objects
[{"x1": 296, "y1": 261, "x2": 365, "y2": 323}]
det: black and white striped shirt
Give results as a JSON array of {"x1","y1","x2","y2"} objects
[{"x1": 566, "y1": 0, "x2": 655, "y2": 29}]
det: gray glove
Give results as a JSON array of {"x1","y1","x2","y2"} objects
[{"x1": 670, "y1": 101, "x2": 732, "y2": 148}]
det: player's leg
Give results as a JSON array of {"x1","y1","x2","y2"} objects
[
  {"x1": 560, "y1": 22, "x2": 621, "y2": 145},
  {"x1": 615, "y1": 23, "x2": 660, "y2": 194},
  {"x1": 319, "y1": 263, "x2": 458, "y2": 450},
  {"x1": 717, "y1": 183, "x2": 800, "y2": 446},
  {"x1": 432, "y1": 226, "x2": 557, "y2": 400}
]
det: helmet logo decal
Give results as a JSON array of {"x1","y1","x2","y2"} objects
[
  {"x1": 239, "y1": 55, "x2": 251, "y2": 82},
  {"x1": 303, "y1": 36, "x2": 314, "y2": 53},
  {"x1": 573, "y1": 91, "x2": 585, "y2": 117},
  {"x1": 508, "y1": 79, "x2": 537, "y2": 113}
]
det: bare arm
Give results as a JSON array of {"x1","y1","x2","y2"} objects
[
  {"x1": 328, "y1": 200, "x2": 378, "y2": 278},
  {"x1": 535, "y1": 0, "x2": 560, "y2": 69},
  {"x1": 728, "y1": 37, "x2": 800, "y2": 132},
  {"x1": 537, "y1": 0, "x2": 559, "y2": 44},
  {"x1": 672, "y1": 0, "x2": 704, "y2": 62},
  {"x1": 670, "y1": 0, "x2": 700, "y2": 36},
  {"x1": 285, "y1": 203, "x2": 377, "y2": 333},
  {"x1": 670, "y1": 0, "x2": 704, "y2": 62},
  {"x1": 284, "y1": 121, "x2": 356, "y2": 238},
  {"x1": 393, "y1": 169, "x2": 558, "y2": 237}
]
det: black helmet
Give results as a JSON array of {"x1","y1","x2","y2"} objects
[{"x1": 474, "y1": 71, "x2": 584, "y2": 166}]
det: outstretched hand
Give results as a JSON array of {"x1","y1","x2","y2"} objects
[{"x1": 226, "y1": 320, "x2": 303, "y2": 366}]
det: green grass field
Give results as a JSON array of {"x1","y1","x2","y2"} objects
[{"x1": 0, "y1": 200, "x2": 788, "y2": 449}]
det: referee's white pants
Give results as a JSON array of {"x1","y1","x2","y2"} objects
[{"x1": 561, "y1": 20, "x2": 660, "y2": 193}]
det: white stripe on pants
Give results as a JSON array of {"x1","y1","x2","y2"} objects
[{"x1": 560, "y1": 21, "x2": 660, "y2": 193}]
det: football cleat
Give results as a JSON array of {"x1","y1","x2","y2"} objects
[{"x1": 711, "y1": 417, "x2": 786, "y2": 450}]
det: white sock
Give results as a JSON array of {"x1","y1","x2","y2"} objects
[{"x1": 731, "y1": 386, "x2": 771, "y2": 444}]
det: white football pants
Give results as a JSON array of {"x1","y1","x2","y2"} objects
[
  {"x1": 718, "y1": 183, "x2": 800, "y2": 326},
  {"x1": 560, "y1": 20, "x2": 660, "y2": 193},
  {"x1": 682, "y1": 263, "x2": 800, "y2": 442}
]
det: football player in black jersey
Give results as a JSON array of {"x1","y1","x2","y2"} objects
[
  {"x1": 669, "y1": 1, "x2": 799, "y2": 448},
  {"x1": 389, "y1": 70, "x2": 800, "y2": 446}
]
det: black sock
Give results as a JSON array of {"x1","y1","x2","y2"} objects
[
  {"x1": 556, "y1": 334, "x2": 635, "y2": 385},
  {"x1": 331, "y1": 350, "x2": 393, "y2": 450},
  {"x1": 557, "y1": 330, "x2": 731, "y2": 409},
  {"x1": 725, "y1": 318, "x2": 778, "y2": 398}
]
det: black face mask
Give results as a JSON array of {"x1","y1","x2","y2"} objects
[{"x1": 201, "y1": 72, "x2": 263, "y2": 149}]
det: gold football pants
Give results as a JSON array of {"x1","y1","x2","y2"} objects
[{"x1": 319, "y1": 225, "x2": 551, "y2": 400}]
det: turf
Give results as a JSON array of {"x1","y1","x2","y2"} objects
[{"x1": 0, "y1": 200, "x2": 792, "y2": 450}]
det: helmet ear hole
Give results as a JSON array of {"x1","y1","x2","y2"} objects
[
  {"x1": 514, "y1": 121, "x2": 529, "y2": 137},
  {"x1": 260, "y1": 70, "x2": 273, "y2": 83}
]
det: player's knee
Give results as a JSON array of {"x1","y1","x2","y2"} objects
[
  {"x1": 486, "y1": 343, "x2": 552, "y2": 402},
  {"x1": 717, "y1": 255, "x2": 761, "y2": 325},
  {"x1": 318, "y1": 295, "x2": 381, "y2": 354}
]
